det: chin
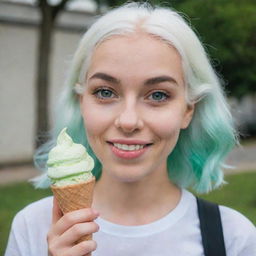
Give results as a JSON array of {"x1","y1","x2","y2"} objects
[{"x1": 107, "y1": 167, "x2": 154, "y2": 184}]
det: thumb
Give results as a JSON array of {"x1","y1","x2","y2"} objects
[{"x1": 52, "y1": 197, "x2": 63, "y2": 224}]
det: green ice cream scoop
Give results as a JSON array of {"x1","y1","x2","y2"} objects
[{"x1": 47, "y1": 128, "x2": 94, "y2": 186}]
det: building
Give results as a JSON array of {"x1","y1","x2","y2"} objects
[{"x1": 0, "y1": 0, "x2": 97, "y2": 164}]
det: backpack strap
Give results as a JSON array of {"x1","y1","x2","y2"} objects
[{"x1": 196, "y1": 197, "x2": 226, "y2": 256}]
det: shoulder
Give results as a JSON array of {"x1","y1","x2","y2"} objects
[
  {"x1": 16, "y1": 196, "x2": 53, "y2": 217},
  {"x1": 219, "y1": 205, "x2": 256, "y2": 254},
  {"x1": 220, "y1": 205, "x2": 255, "y2": 234},
  {"x1": 6, "y1": 197, "x2": 53, "y2": 255},
  {"x1": 13, "y1": 196, "x2": 53, "y2": 227}
]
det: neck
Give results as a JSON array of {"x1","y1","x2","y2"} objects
[{"x1": 92, "y1": 169, "x2": 181, "y2": 226}]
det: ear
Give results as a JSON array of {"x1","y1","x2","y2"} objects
[
  {"x1": 74, "y1": 83, "x2": 84, "y2": 107},
  {"x1": 181, "y1": 103, "x2": 195, "y2": 129}
]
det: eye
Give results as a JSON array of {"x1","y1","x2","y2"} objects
[
  {"x1": 148, "y1": 91, "x2": 169, "y2": 102},
  {"x1": 94, "y1": 88, "x2": 115, "y2": 99}
]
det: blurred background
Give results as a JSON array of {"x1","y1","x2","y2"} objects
[
  {"x1": 0, "y1": 0, "x2": 255, "y2": 253},
  {"x1": 1, "y1": 0, "x2": 256, "y2": 167}
]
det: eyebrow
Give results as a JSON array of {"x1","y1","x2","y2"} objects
[
  {"x1": 89, "y1": 72, "x2": 120, "y2": 84},
  {"x1": 89, "y1": 72, "x2": 178, "y2": 86},
  {"x1": 145, "y1": 76, "x2": 178, "y2": 86}
]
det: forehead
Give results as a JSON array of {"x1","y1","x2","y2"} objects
[
  {"x1": 87, "y1": 33, "x2": 183, "y2": 83},
  {"x1": 92, "y1": 33, "x2": 180, "y2": 62}
]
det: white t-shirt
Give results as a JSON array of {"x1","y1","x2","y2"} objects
[{"x1": 4, "y1": 189, "x2": 256, "y2": 256}]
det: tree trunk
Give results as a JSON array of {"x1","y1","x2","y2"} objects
[
  {"x1": 35, "y1": 0, "x2": 97, "y2": 148},
  {"x1": 35, "y1": 2, "x2": 54, "y2": 148}
]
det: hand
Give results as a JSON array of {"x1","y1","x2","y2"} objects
[{"x1": 47, "y1": 197, "x2": 99, "y2": 256}]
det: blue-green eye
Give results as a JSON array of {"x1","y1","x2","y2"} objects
[
  {"x1": 95, "y1": 88, "x2": 115, "y2": 99},
  {"x1": 149, "y1": 91, "x2": 169, "y2": 102}
]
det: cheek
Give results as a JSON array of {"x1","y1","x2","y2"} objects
[
  {"x1": 150, "y1": 115, "x2": 182, "y2": 159},
  {"x1": 83, "y1": 112, "x2": 100, "y2": 135},
  {"x1": 152, "y1": 119, "x2": 181, "y2": 141},
  {"x1": 81, "y1": 101, "x2": 113, "y2": 137},
  {"x1": 146, "y1": 108, "x2": 185, "y2": 139}
]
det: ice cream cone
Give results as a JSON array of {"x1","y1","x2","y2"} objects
[
  {"x1": 51, "y1": 176, "x2": 96, "y2": 243},
  {"x1": 48, "y1": 128, "x2": 96, "y2": 255}
]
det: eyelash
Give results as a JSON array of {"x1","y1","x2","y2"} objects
[
  {"x1": 92, "y1": 87, "x2": 171, "y2": 103},
  {"x1": 147, "y1": 90, "x2": 170, "y2": 102},
  {"x1": 93, "y1": 87, "x2": 117, "y2": 100}
]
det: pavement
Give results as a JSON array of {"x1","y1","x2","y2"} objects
[
  {"x1": 0, "y1": 164, "x2": 37, "y2": 185},
  {"x1": 224, "y1": 142, "x2": 256, "y2": 174},
  {"x1": 0, "y1": 143, "x2": 256, "y2": 186}
]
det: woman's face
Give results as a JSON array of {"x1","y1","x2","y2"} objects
[{"x1": 80, "y1": 34, "x2": 194, "y2": 183}]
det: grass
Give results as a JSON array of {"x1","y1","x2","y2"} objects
[
  {"x1": 0, "y1": 182, "x2": 51, "y2": 255},
  {"x1": 0, "y1": 171, "x2": 256, "y2": 255},
  {"x1": 199, "y1": 171, "x2": 256, "y2": 224}
]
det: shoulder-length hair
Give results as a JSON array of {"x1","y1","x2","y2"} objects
[{"x1": 33, "y1": 2, "x2": 237, "y2": 193}]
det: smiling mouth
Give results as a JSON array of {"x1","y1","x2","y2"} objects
[{"x1": 107, "y1": 142, "x2": 152, "y2": 151}]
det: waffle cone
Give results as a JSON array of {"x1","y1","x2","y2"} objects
[{"x1": 51, "y1": 177, "x2": 95, "y2": 244}]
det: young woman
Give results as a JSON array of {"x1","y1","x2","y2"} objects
[{"x1": 5, "y1": 3, "x2": 256, "y2": 256}]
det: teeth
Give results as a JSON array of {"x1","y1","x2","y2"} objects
[{"x1": 113, "y1": 143, "x2": 145, "y2": 151}]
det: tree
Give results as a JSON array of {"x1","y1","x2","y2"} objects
[
  {"x1": 169, "y1": 0, "x2": 256, "y2": 98},
  {"x1": 35, "y1": 0, "x2": 70, "y2": 148}
]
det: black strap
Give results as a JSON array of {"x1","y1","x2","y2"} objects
[{"x1": 196, "y1": 197, "x2": 226, "y2": 256}]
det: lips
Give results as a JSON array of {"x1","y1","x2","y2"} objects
[{"x1": 107, "y1": 140, "x2": 153, "y2": 159}]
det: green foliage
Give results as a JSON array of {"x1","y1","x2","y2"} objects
[
  {"x1": 0, "y1": 172, "x2": 256, "y2": 254},
  {"x1": 171, "y1": 0, "x2": 256, "y2": 98}
]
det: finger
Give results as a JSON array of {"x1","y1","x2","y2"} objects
[
  {"x1": 52, "y1": 197, "x2": 63, "y2": 224},
  {"x1": 53, "y1": 208, "x2": 99, "y2": 236},
  {"x1": 60, "y1": 222, "x2": 99, "y2": 245},
  {"x1": 70, "y1": 240, "x2": 97, "y2": 256}
]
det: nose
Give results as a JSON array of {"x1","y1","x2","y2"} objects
[{"x1": 114, "y1": 101, "x2": 144, "y2": 133}]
